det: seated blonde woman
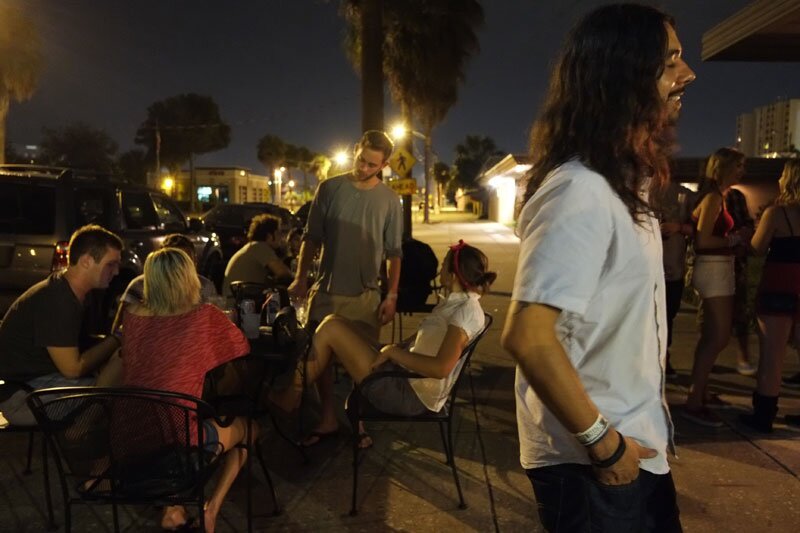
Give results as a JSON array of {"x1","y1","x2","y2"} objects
[
  {"x1": 272, "y1": 241, "x2": 494, "y2": 448},
  {"x1": 120, "y1": 248, "x2": 250, "y2": 533}
]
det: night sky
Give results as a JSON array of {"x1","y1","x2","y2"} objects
[{"x1": 8, "y1": 0, "x2": 800, "y2": 177}]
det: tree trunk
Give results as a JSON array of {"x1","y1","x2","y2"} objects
[
  {"x1": 0, "y1": 94, "x2": 9, "y2": 165},
  {"x1": 400, "y1": 103, "x2": 413, "y2": 240},
  {"x1": 189, "y1": 152, "x2": 196, "y2": 213},
  {"x1": 423, "y1": 129, "x2": 432, "y2": 224},
  {"x1": 360, "y1": 0, "x2": 384, "y2": 133}
]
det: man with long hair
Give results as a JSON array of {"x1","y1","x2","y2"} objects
[{"x1": 502, "y1": 4, "x2": 694, "y2": 530}]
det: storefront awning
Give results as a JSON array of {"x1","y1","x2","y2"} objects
[{"x1": 702, "y1": 0, "x2": 800, "y2": 61}]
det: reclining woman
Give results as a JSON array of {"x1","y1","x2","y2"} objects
[
  {"x1": 120, "y1": 248, "x2": 251, "y2": 533},
  {"x1": 272, "y1": 241, "x2": 494, "y2": 446}
]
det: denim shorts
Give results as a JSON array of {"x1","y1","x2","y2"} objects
[
  {"x1": 0, "y1": 373, "x2": 95, "y2": 426},
  {"x1": 202, "y1": 420, "x2": 221, "y2": 454}
]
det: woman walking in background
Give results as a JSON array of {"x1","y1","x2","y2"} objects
[
  {"x1": 683, "y1": 148, "x2": 752, "y2": 427},
  {"x1": 740, "y1": 160, "x2": 800, "y2": 432}
]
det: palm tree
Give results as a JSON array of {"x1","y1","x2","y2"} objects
[
  {"x1": 341, "y1": 0, "x2": 385, "y2": 132},
  {"x1": 343, "y1": 1, "x2": 484, "y2": 223},
  {"x1": 384, "y1": 0, "x2": 484, "y2": 222},
  {"x1": 0, "y1": 3, "x2": 43, "y2": 164}
]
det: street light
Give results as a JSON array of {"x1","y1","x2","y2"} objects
[
  {"x1": 161, "y1": 176, "x2": 174, "y2": 197},
  {"x1": 390, "y1": 121, "x2": 434, "y2": 224},
  {"x1": 274, "y1": 168, "x2": 283, "y2": 206},
  {"x1": 334, "y1": 150, "x2": 350, "y2": 167},
  {"x1": 391, "y1": 124, "x2": 408, "y2": 141}
]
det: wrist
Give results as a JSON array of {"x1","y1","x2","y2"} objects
[
  {"x1": 586, "y1": 427, "x2": 618, "y2": 461},
  {"x1": 589, "y1": 431, "x2": 627, "y2": 469},
  {"x1": 574, "y1": 413, "x2": 609, "y2": 447},
  {"x1": 385, "y1": 292, "x2": 398, "y2": 301}
]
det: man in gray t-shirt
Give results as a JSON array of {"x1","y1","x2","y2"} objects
[
  {"x1": 288, "y1": 130, "x2": 402, "y2": 447},
  {"x1": 289, "y1": 130, "x2": 403, "y2": 337}
]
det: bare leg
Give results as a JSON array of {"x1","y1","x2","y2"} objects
[
  {"x1": 204, "y1": 417, "x2": 254, "y2": 533},
  {"x1": 95, "y1": 350, "x2": 123, "y2": 386},
  {"x1": 755, "y1": 315, "x2": 793, "y2": 397},
  {"x1": 736, "y1": 333, "x2": 752, "y2": 365},
  {"x1": 687, "y1": 296, "x2": 734, "y2": 408}
]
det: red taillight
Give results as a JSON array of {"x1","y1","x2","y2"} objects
[{"x1": 52, "y1": 241, "x2": 69, "y2": 272}]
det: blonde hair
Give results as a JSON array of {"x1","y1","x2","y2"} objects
[
  {"x1": 705, "y1": 147, "x2": 744, "y2": 181},
  {"x1": 777, "y1": 159, "x2": 800, "y2": 206},
  {"x1": 143, "y1": 248, "x2": 200, "y2": 315}
]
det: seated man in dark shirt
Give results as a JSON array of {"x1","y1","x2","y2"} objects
[
  {"x1": 222, "y1": 214, "x2": 293, "y2": 301},
  {"x1": 0, "y1": 225, "x2": 124, "y2": 425}
]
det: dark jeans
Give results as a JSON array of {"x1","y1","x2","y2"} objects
[
  {"x1": 665, "y1": 279, "x2": 684, "y2": 349},
  {"x1": 526, "y1": 463, "x2": 681, "y2": 533}
]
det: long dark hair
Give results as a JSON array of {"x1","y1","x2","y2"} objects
[{"x1": 523, "y1": 4, "x2": 676, "y2": 222}]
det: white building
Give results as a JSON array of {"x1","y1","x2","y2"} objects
[
  {"x1": 149, "y1": 166, "x2": 271, "y2": 206},
  {"x1": 478, "y1": 154, "x2": 532, "y2": 225},
  {"x1": 736, "y1": 98, "x2": 800, "y2": 157}
]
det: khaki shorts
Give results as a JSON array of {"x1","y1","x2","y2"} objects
[{"x1": 308, "y1": 289, "x2": 381, "y2": 340}]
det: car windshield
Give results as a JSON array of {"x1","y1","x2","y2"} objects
[{"x1": 0, "y1": 182, "x2": 56, "y2": 235}]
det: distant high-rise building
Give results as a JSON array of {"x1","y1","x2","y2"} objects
[{"x1": 736, "y1": 98, "x2": 800, "y2": 157}]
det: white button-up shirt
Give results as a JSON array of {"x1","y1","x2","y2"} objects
[{"x1": 512, "y1": 160, "x2": 673, "y2": 475}]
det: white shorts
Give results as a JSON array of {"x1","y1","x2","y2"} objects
[{"x1": 691, "y1": 255, "x2": 735, "y2": 299}]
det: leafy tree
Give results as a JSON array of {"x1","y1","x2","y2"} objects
[
  {"x1": 135, "y1": 93, "x2": 230, "y2": 209},
  {"x1": 256, "y1": 134, "x2": 286, "y2": 177},
  {"x1": 453, "y1": 134, "x2": 503, "y2": 189},
  {"x1": 433, "y1": 160, "x2": 453, "y2": 208},
  {"x1": 116, "y1": 149, "x2": 149, "y2": 185},
  {"x1": 308, "y1": 153, "x2": 332, "y2": 183},
  {"x1": 0, "y1": 3, "x2": 43, "y2": 164},
  {"x1": 40, "y1": 122, "x2": 118, "y2": 172}
]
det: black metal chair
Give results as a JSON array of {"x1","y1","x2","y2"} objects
[
  {"x1": 0, "y1": 378, "x2": 56, "y2": 530},
  {"x1": 345, "y1": 313, "x2": 493, "y2": 515},
  {"x1": 26, "y1": 387, "x2": 237, "y2": 533}
]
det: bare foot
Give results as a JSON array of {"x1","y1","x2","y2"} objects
[{"x1": 160, "y1": 505, "x2": 188, "y2": 530}]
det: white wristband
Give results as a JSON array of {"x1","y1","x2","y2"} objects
[{"x1": 574, "y1": 414, "x2": 609, "y2": 447}]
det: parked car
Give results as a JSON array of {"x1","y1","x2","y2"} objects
[
  {"x1": 200, "y1": 202, "x2": 299, "y2": 260},
  {"x1": 0, "y1": 165, "x2": 224, "y2": 331}
]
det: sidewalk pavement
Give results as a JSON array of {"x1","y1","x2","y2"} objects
[{"x1": 1, "y1": 213, "x2": 799, "y2": 532}]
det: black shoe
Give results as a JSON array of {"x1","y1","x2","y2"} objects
[
  {"x1": 782, "y1": 373, "x2": 800, "y2": 389},
  {"x1": 739, "y1": 413, "x2": 773, "y2": 433},
  {"x1": 739, "y1": 392, "x2": 778, "y2": 433}
]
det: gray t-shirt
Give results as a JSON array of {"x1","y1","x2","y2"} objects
[
  {"x1": 306, "y1": 174, "x2": 403, "y2": 296},
  {"x1": 222, "y1": 241, "x2": 281, "y2": 298},
  {"x1": 0, "y1": 273, "x2": 88, "y2": 382}
]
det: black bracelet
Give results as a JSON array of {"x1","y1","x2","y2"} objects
[{"x1": 590, "y1": 431, "x2": 627, "y2": 469}]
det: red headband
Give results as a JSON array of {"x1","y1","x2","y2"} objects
[{"x1": 449, "y1": 240, "x2": 474, "y2": 291}]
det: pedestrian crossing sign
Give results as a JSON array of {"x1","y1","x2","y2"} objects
[{"x1": 388, "y1": 147, "x2": 416, "y2": 178}]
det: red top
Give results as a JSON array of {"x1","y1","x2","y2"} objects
[
  {"x1": 121, "y1": 304, "x2": 250, "y2": 444},
  {"x1": 693, "y1": 203, "x2": 735, "y2": 255}
]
